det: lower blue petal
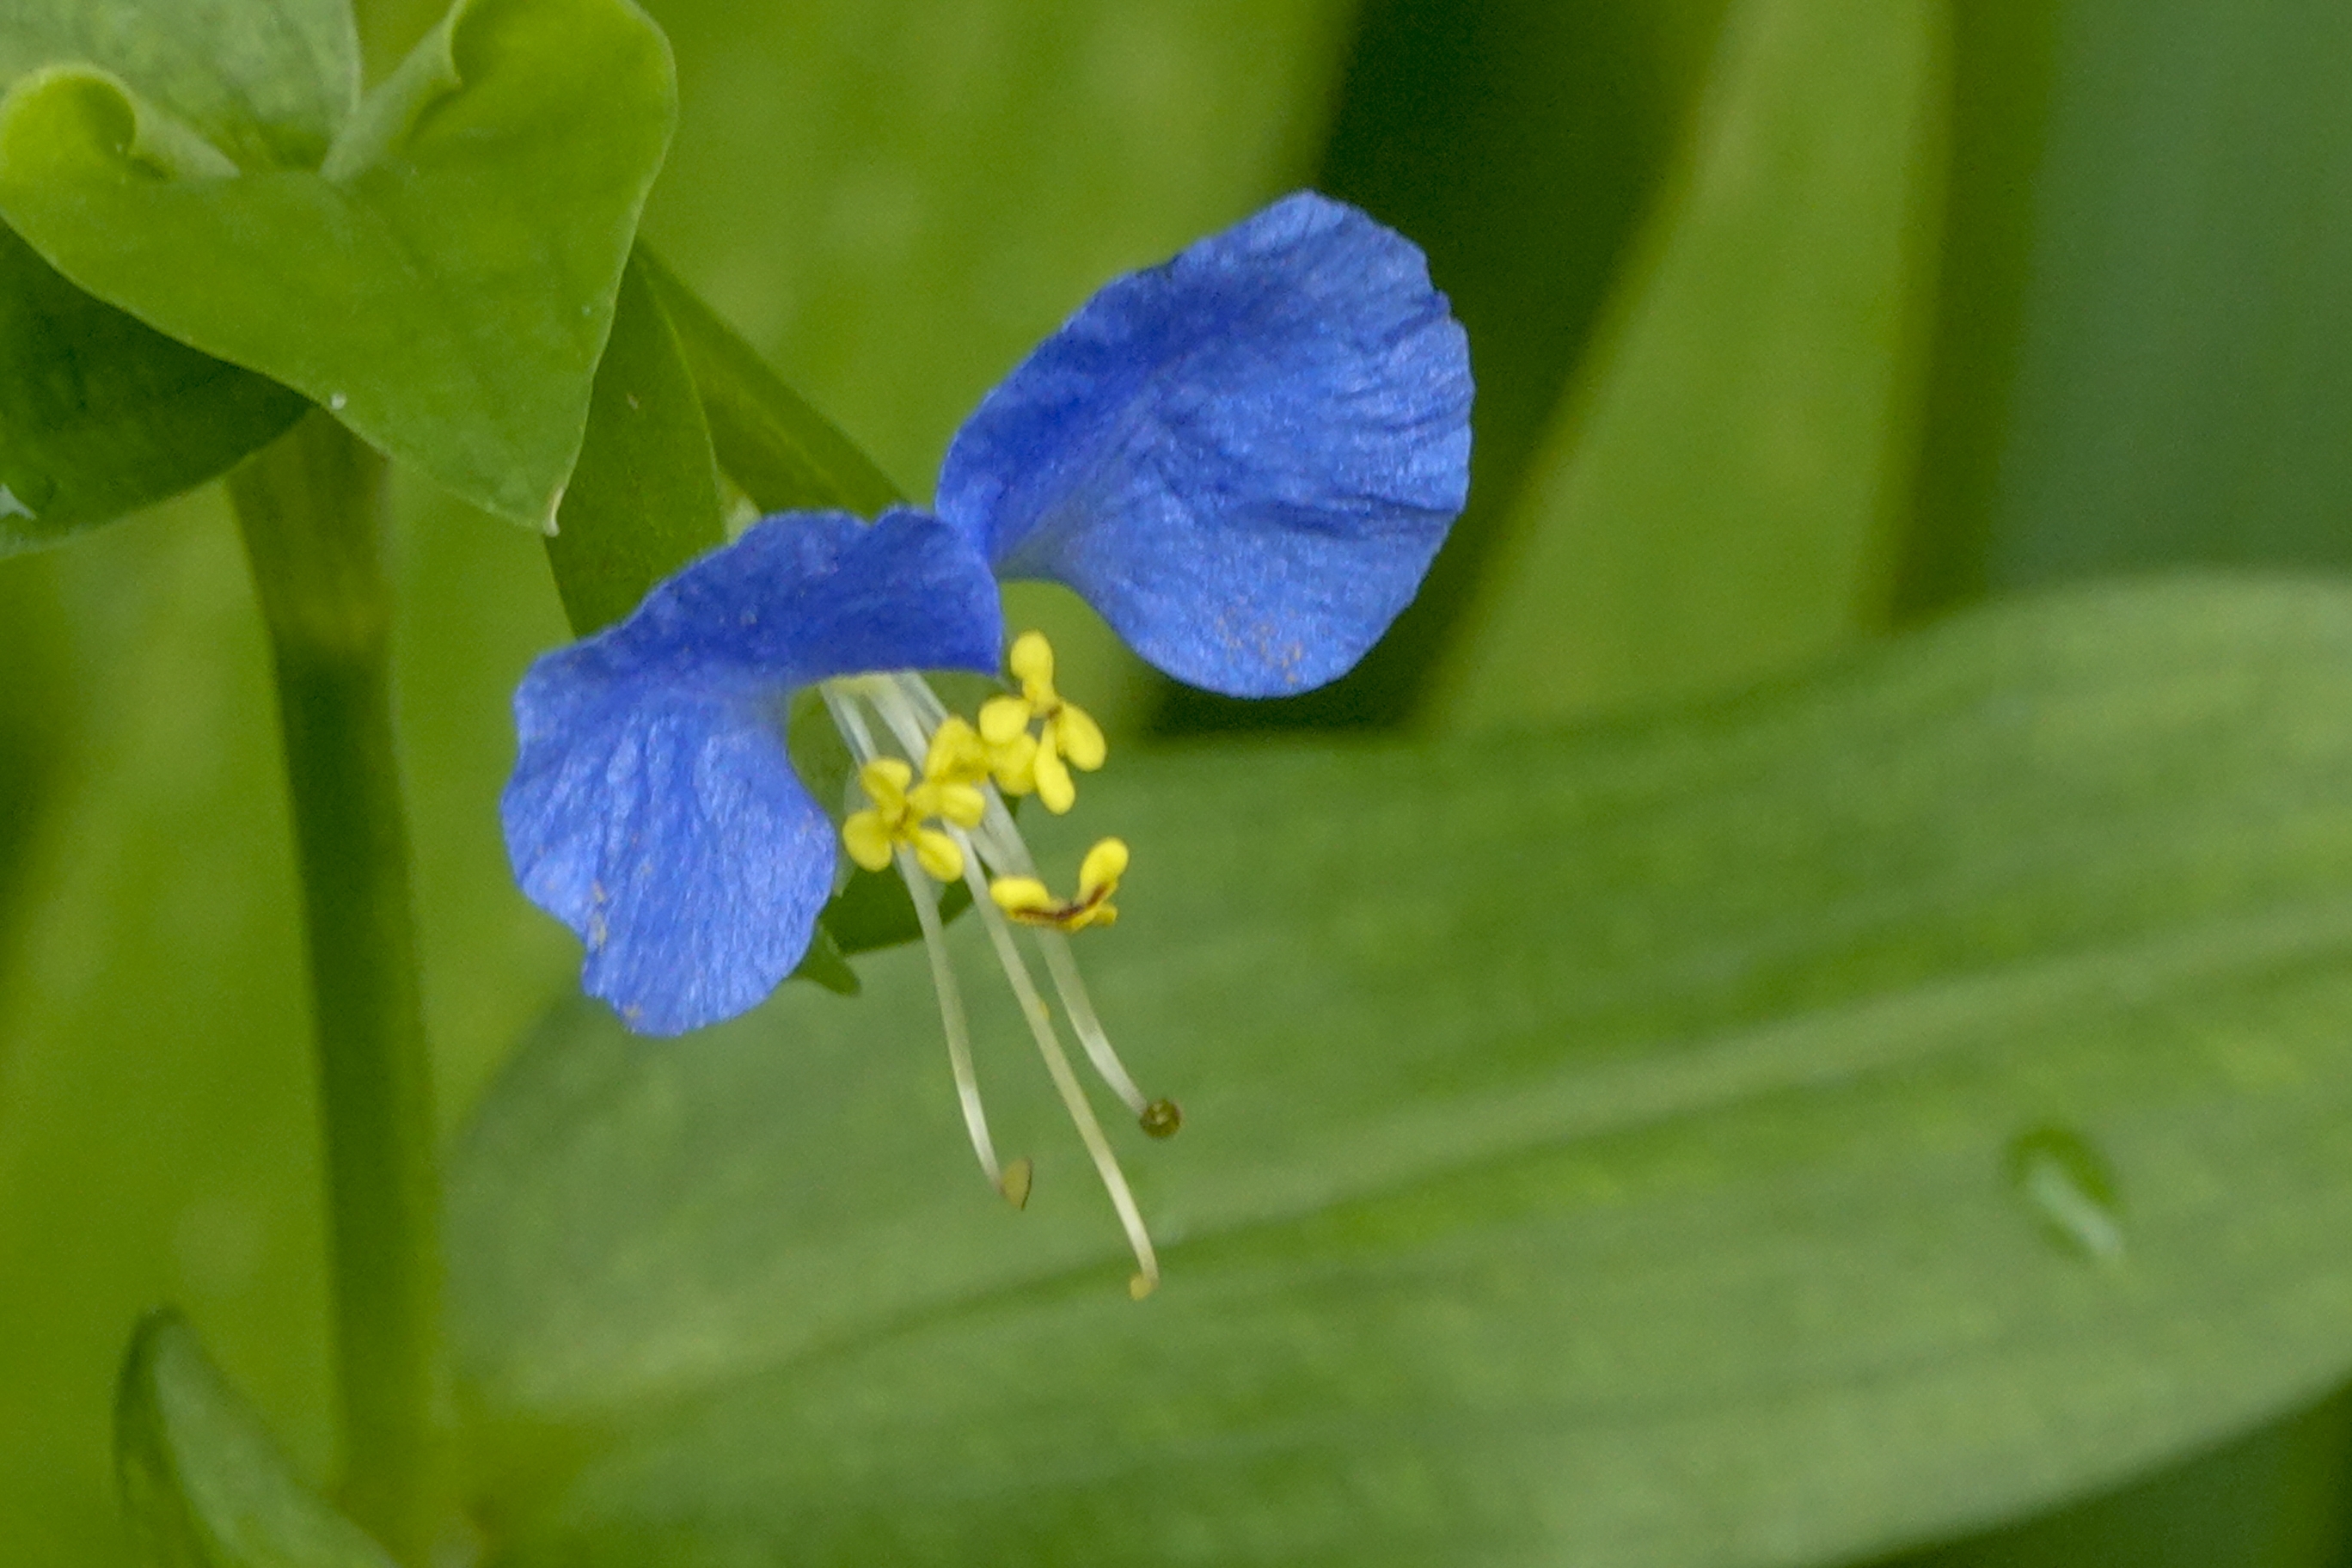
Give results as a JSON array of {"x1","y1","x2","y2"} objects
[
  {"x1": 504, "y1": 675, "x2": 833, "y2": 1036},
  {"x1": 936, "y1": 192, "x2": 1473, "y2": 697},
  {"x1": 501, "y1": 508, "x2": 1003, "y2": 1034}
]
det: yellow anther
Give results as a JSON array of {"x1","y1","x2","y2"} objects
[
  {"x1": 1057, "y1": 703, "x2": 1106, "y2": 772},
  {"x1": 977, "y1": 695, "x2": 1031, "y2": 749},
  {"x1": 1079, "y1": 836, "x2": 1128, "y2": 899},
  {"x1": 908, "y1": 716, "x2": 989, "y2": 830},
  {"x1": 989, "y1": 836, "x2": 1127, "y2": 932},
  {"x1": 861, "y1": 756, "x2": 913, "y2": 802},
  {"x1": 842, "y1": 759, "x2": 912, "y2": 872},
  {"x1": 842, "y1": 755, "x2": 968, "y2": 881},
  {"x1": 975, "y1": 694, "x2": 1040, "y2": 796},
  {"x1": 983, "y1": 631, "x2": 1107, "y2": 815},
  {"x1": 1008, "y1": 628, "x2": 1057, "y2": 691},
  {"x1": 910, "y1": 825, "x2": 965, "y2": 882},
  {"x1": 912, "y1": 778, "x2": 985, "y2": 830},
  {"x1": 992, "y1": 732, "x2": 1041, "y2": 796},
  {"x1": 989, "y1": 876, "x2": 1055, "y2": 918},
  {"x1": 1032, "y1": 743, "x2": 1076, "y2": 814},
  {"x1": 924, "y1": 716, "x2": 991, "y2": 788},
  {"x1": 841, "y1": 811, "x2": 896, "y2": 873}
]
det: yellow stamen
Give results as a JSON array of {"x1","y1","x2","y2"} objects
[
  {"x1": 989, "y1": 836, "x2": 1127, "y2": 931},
  {"x1": 977, "y1": 695, "x2": 1031, "y2": 749},
  {"x1": 911, "y1": 825, "x2": 965, "y2": 883},
  {"x1": 841, "y1": 758, "x2": 913, "y2": 872},
  {"x1": 841, "y1": 811, "x2": 896, "y2": 873},
  {"x1": 1079, "y1": 836, "x2": 1128, "y2": 898},
  {"x1": 925, "y1": 715, "x2": 991, "y2": 787},
  {"x1": 861, "y1": 756, "x2": 912, "y2": 800},
  {"x1": 981, "y1": 631, "x2": 1107, "y2": 813},
  {"x1": 1057, "y1": 704, "x2": 1106, "y2": 772},
  {"x1": 985, "y1": 728, "x2": 1039, "y2": 798},
  {"x1": 840, "y1": 750, "x2": 979, "y2": 883},
  {"x1": 1032, "y1": 742, "x2": 1075, "y2": 814},
  {"x1": 989, "y1": 876, "x2": 1053, "y2": 916},
  {"x1": 824, "y1": 671, "x2": 1169, "y2": 1297},
  {"x1": 912, "y1": 778, "x2": 986, "y2": 830}
]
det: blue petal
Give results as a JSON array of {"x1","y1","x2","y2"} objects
[
  {"x1": 502, "y1": 509, "x2": 1003, "y2": 1034},
  {"x1": 935, "y1": 191, "x2": 1473, "y2": 697},
  {"x1": 578, "y1": 506, "x2": 1006, "y2": 692}
]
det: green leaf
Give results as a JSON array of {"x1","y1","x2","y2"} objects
[
  {"x1": 1896, "y1": 0, "x2": 2352, "y2": 610},
  {"x1": 1430, "y1": 0, "x2": 1945, "y2": 729},
  {"x1": 0, "y1": 0, "x2": 676, "y2": 529},
  {"x1": 116, "y1": 1313, "x2": 396, "y2": 1568},
  {"x1": 1157, "y1": 0, "x2": 1731, "y2": 732},
  {"x1": 454, "y1": 579, "x2": 2352, "y2": 1566},
  {"x1": 0, "y1": 224, "x2": 308, "y2": 551},
  {"x1": 1873, "y1": 1392, "x2": 2352, "y2": 1568},
  {"x1": 789, "y1": 922, "x2": 860, "y2": 998},
  {"x1": 0, "y1": 0, "x2": 358, "y2": 171},
  {"x1": 544, "y1": 249, "x2": 726, "y2": 638},
  {"x1": 637, "y1": 246, "x2": 903, "y2": 518}
]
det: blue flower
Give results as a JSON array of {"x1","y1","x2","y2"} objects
[
  {"x1": 503, "y1": 191, "x2": 1471, "y2": 1292},
  {"x1": 501, "y1": 509, "x2": 1005, "y2": 1034}
]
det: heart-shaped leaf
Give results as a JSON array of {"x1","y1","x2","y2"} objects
[
  {"x1": 117, "y1": 1312, "x2": 397, "y2": 1568},
  {"x1": 451, "y1": 580, "x2": 2352, "y2": 1567},
  {"x1": 0, "y1": 0, "x2": 357, "y2": 171},
  {"x1": 0, "y1": 223, "x2": 307, "y2": 551},
  {"x1": 0, "y1": 0, "x2": 676, "y2": 528}
]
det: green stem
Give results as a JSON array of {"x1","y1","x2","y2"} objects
[{"x1": 227, "y1": 413, "x2": 445, "y2": 1565}]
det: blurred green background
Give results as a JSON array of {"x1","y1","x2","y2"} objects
[{"x1": 6, "y1": 0, "x2": 2352, "y2": 1562}]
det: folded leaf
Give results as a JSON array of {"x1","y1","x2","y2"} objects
[
  {"x1": 637, "y1": 246, "x2": 903, "y2": 519},
  {"x1": 544, "y1": 249, "x2": 726, "y2": 639},
  {"x1": 0, "y1": 0, "x2": 676, "y2": 529},
  {"x1": 116, "y1": 1313, "x2": 397, "y2": 1568},
  {"x1": 454, "y1": 580, "x2": 2352, "y2": 1567},
  {"x1": 0, "y1": 224, "x2": 306, "y2": 551}
]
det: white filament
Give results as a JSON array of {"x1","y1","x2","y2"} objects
[
  {"x1": 839, "y1": 673, "x2": 1164, "y2": 1292},
  {"x1": 822, "y1": 685, "x2": 1013, "y2": 1200}
]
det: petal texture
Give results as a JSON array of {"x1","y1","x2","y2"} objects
[
  {"x1": 937, "y1": 191, "x2": 1473, "y2": 697},
  {"x1": 502, "y1": 509, "x2": 1002, "y2": 1034}
]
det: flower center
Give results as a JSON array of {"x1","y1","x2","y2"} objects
[{"x1": 819, "y1": 632, "x2": 1175, "y2": 1300}]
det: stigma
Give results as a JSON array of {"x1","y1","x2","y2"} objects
[{"x1": 819, "y1": 633, "x2": 1175, "y2": 1299}]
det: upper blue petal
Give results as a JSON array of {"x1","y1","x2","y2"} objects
[
  {"x1": 934, "y1": 191, "x2": 1473, "y2": 697},
  {"x1": 501, "y1": 508, "x2": 1003, "y2": 1035}
]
